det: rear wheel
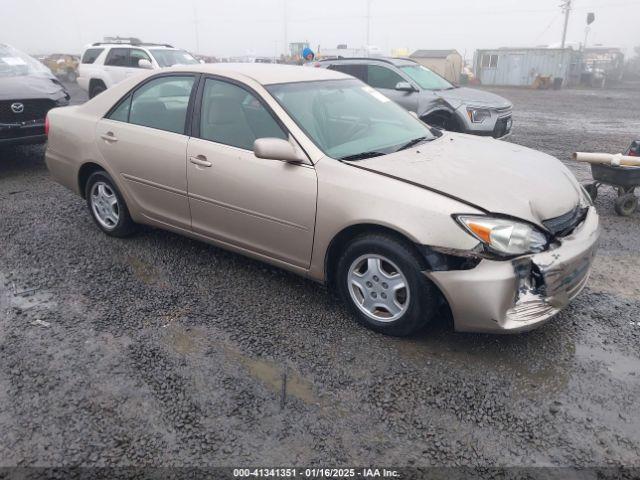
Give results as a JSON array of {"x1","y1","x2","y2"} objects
[
  {"x1": 85, "y1": 171, "x2": 136, "y2": 237},
  {"x1": 336, "y1": 234, "x2": 439, "y2": 336},
  {"x1": 89, "y1": 82, "x2": 106, "y2": 98}
]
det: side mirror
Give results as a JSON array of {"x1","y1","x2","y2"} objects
[
  {"x1": 138, "y1": 59, "x2": 153, "y2": 69},
  {"x1": 254, "y1": 138, "x2": 306, "y2": 163},
  {"x1": 395, "y1": 81, "x2": 415, "y2": 92}
]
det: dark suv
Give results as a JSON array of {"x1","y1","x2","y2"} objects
[
  {"x1": 0, "y1": 44, "x2": 70, "y2": 146},
  {"x1": 316, "y1": 57, "x2": 513, "y2": 138}
]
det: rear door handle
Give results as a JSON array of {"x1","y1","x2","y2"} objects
[
  {"x1": 101, "y1": 132, "x2": 118, "y2": 143},
  {"x1": 189, "y1": 155, "x2": 212, "y2": 167}
]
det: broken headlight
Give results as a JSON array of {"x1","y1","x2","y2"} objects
[
  {"x1": 455, "y1": 215, "x2": 549, "y2": 256},
  {"x1": 467, "y1": 107, "x2": 491, "y2": 123}
]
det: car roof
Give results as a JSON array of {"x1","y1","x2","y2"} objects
[
  {"x1": 319, "y1": 57, "x2": 418, "y2": 67},
  {"x1": 164, "y1": 63, "x2": 351, "y2": 85}
]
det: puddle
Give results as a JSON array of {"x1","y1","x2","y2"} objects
[
  {"x1": 575, "y1": 343, "x2": 640, "y2": 382},
  {"x1": 125, "y1": 255, "x2": 168, "y2": 288},
  {"x1": 234, "y1": 353, "x2": 322, "y2": 406},
  {"x1": 160, "y1": 323, "x2": 323, "y2": 406},
  {"x1": 0, "y1": 272, "x2": 57, "y2": 315}
]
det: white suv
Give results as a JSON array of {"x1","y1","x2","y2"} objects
[{"x1": 78, "y1": 40, "x2": 200, "y2": 98}]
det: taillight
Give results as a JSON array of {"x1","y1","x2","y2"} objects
[{"x1": 45, "y1": 114, "x2": 50, "y2": 136}]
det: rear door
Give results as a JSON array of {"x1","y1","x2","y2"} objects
[
  {"x1": 186, "y1": 77, "x2": 317, "y2": 268},
  {"x1": 103, "y1": 48, "x2": 131, "y2": 85},
  {"x1": 95, "y1": 74, "x2": 197, "y2": 230}
]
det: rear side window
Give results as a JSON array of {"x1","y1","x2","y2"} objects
[
  {"x1": 81, "y1": 48, "x2": 104, "y2": 64},
  {"x1": 329, "y1": 64, "x2": 367, "y2": 82},
  {"x1": 105, "y1": 48, "x2": 129, "y2": 67},
  {"x1": 366, "y1": 65, "x2": 404, "y2": 89},
  {"x1": 128, "y1": 75, "x2": 195, "y2": 134},
  {"x1": 108, "y1": 95, "x2": 132, "y2": 122}
]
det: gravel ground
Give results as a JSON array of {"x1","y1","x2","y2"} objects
[{"x1": 0, "y1": 81, "x2": 639, "y2": 470}]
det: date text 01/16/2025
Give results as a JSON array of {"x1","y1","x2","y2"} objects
[{"x1": 233, "y1": 468, "x2": 400, "y2": 478}]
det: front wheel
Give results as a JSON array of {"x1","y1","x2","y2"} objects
[
  {"x1": 85, "y1": 171, "x2": 137, "y2": 237},
  {"x1": 336, "y1": 234, "x2": 440, "y2": 336}
]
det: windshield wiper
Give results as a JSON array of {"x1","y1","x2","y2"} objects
[
  {"x1": 395, "y1": 136, "x2": 430, "y2": 152},
  {"x1": 339, "y1": 151, "x2": 386, "y2": 161}
]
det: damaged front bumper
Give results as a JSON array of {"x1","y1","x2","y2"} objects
[{"x1": 426, "y1": 207, "x2": 600, "y2": 333}]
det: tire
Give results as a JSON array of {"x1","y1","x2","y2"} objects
[
  {"x1": 89, "y1": 82, "x2": 106, "y2": 98},
  {"x1": 335, "y1": 233, "x2": 440, "y2": 336},
  {"x1": 85, "y1": 171, "x2": 137, "y2": 237},
  {"x1": 584, "y1": 183, "x2": 598, "y2": 201},
  {"x1": 614, "y1": 193, "x2": 638, "y2": 217}
]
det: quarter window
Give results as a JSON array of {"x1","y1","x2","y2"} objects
[
  {"x1": 328, "y1": 64, "x2": 368, "y2": 82},
  {"x1": 366, "y1": 65, "x2": 405, "y2": 89},
  {"x1": 126, "y1": 76, "x2": 195, "y2": 134},
  {"x1": 199, "y1": 78, "x2": 287, "y2": 151},
  {"x1": 105, "y1": 48, "x2": 129, "y2": 67},
  {"x1": 81, "y1": 48, "x2": 104, "y2": 64}
]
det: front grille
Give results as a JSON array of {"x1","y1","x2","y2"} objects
[
  {"x1": 543, "y1": 205, "x2": 588, "y2": 237},
  {"x1": 0, "y1": 99, "x2": 56, "y2": 124}
]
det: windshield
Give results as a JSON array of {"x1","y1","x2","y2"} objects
[
  {"x1": 400, "y1": 65, "x2": 454, "y2": 91},
  {"x1": 0, "y1": 44, "x2": 51, "y2": 77},
  {"x1": 267, "y1": 79, "x2": 435, "y2": 160},
  {"x1": 149, "y1": 49, "x2": 199, "y2": 67}
]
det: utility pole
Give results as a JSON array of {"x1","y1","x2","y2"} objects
[
  {"x1": 283, "y1": 0, "x2": 288, "y2": 58},
  {"x1": 560, "y1": 0, "x2": 572, "y2": 49},
  {"x1": 192, "y1": 0, "x2": 201, "y2": 54},
  {"x1": 366, "y1": 0, "x2": 372, "y2": 47}
]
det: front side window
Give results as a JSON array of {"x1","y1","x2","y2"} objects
[
  {"x1": 149, "y1": 49, "x2": 199, "y2": 68},
  {"x1": 399, "y1": 65, "x2": 454, "y2": 91},
  {"x1": 366, "y1": 65, "x2": 405, "y2": 89},
  {"x1": 129, "y1": 49, "x2": 151, "y2": 68},
  {"x1": 267, "y1": 79, "x2": 435, "y2": 160},
  {"x1": 105, "y1": 48, "x2": 129, "y2": 67},
  {"x1": 199, "y1": 78, "x2": 287, "y2": 151},
  {"x1": 81, "y1": 48, "x2": 104, "y2": 64},
  {"x1": 123, "y1": 76, "x2": 195, "y2": 134}
]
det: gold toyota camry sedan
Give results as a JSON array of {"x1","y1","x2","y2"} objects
[{"x1": 45, "y1": 64, "x2": 600, "y2": 336}]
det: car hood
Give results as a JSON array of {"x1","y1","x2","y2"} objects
[
  {"x1": 0, "y1": 74, "x2": 64, "y2": 101},
  {"x1": 430, "y1": 86, "x2": 512, "y2": 110},
  {"x1": 348, "y1": 133, "x2": 582, "y2": 227}
]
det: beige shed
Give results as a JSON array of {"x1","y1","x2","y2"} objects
[{"x1": 409, "y1": 49, "x2": 463, "y2": 83}]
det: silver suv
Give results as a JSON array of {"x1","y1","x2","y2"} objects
[{"x1": 316, "y1": 57, "x2": 513, "y2": 138}]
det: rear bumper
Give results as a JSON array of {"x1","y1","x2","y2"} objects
[
  {"x1": 77, "y1": 76, "x2": 90, "y2": 92},
  {"x1": 426, "y1": 207, "x2": 600, "y2": 333}
]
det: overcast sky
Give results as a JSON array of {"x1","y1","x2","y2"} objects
[{"x1": 3, "y1": 0, "x2": 640, "y2": 59}]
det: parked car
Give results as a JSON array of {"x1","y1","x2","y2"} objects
[
  {"x1": 41, "y1": 53, "x2": 80, "y2": 83},
  {"x1": 315, "y1": 57, "x2": 513, "y2": 138},
  {"x1": 0, "y1": 43, "x2": 70, "y2": 147},
  {"x1": 45, "y1": 64, "x2": 599, "y2": 336},
  {"x1": 78, "y1": 39, "x2": 200, "y2": 98}
]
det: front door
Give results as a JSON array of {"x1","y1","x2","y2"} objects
[
  {"x1": 366, "y1": 64, "x2": 419, "y2": 112},
  {"x1": 186, "y1": 77, "x2": 317, "y2": 268},
  {"x1": 95, "y1": 74, "x2": 197, "y2": 229}
]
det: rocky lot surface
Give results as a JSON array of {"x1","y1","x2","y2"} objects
[{"x1": 0, "y1": 82, "x2": 639, "y2": 469}]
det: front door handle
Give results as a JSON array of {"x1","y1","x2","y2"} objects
[
  {"x1": 100, "y1": 132, "x2": 118, "y2": 143},
  {"x1": 189, "y1": 155, "x2": 212, "y2": 167}
]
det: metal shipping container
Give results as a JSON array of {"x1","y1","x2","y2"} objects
[{"x1": 474, "y1": 48, "x2": 581, "y2": 87}]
